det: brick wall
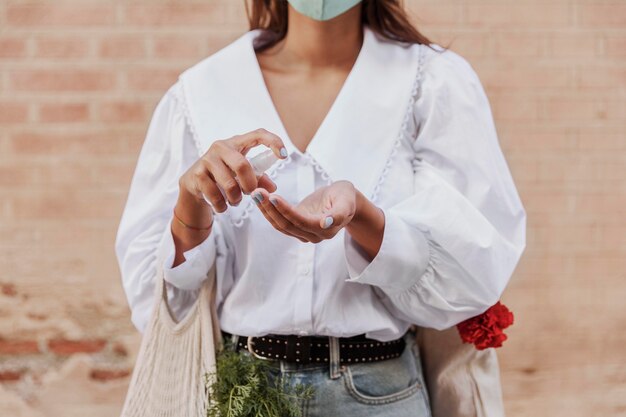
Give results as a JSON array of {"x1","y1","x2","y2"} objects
[{"x1": 0, "y1": 1, "x2": 624, "y2": 416}]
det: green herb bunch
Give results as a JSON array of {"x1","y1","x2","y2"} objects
[{"x1": 204, "y1": 338, "x2": 316, "y2": 417}]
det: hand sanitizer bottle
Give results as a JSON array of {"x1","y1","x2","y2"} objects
[
  {"x1": 206, "y1": 148, "x2": 283, "y2": 207},
  {"x1": 248, "y1": 148, "x2": 280, "y2": 177}
]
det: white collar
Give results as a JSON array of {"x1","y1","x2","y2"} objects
[{"x1": 180, "y1": 25, "x2": 422, "y2": 200}]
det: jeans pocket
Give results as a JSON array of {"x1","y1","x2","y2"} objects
[
  {"x1": 408, "y1": 329, "x2": 433, "y2": 411},
  {"x1": 341, "y1": 339, "x2": 423, "y2": 405}
]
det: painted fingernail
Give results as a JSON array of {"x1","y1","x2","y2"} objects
[
  {"x1": 253, "y1": 192, "x2": 264, "y2": 203},
  {"x1": 323, "y1": 216, "x2": 334, "y2": 229},
  {"x1": 269, "y1": 197, "x2": 277, "y2": 206},
  {"x1": 280, "y1": 147, "x2": 288, "y2": 158}
]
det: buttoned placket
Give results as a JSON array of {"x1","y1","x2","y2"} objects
[{"x1": 291, "y1": 153, "x2": 316, "y2": 336}]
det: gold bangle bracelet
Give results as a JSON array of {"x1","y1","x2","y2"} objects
[{"x1": 173, "y1": 207, "x2": 214, "y2": 231}]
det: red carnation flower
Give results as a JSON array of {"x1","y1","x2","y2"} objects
[{"x1": 456, "y1": 301, "x2": 514, "y2": 350}]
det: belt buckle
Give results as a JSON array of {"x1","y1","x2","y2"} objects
[{"x1": 246, "y1": 336, "x2": 272, "y2": 361}]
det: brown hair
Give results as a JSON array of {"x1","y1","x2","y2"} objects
[{"x1": 244, "y1": 0, "x2": 448, "y2": 53}]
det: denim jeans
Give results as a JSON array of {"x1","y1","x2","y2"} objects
[{"x1": 226, "y1": 327, "x2": 432, "y2": 417}]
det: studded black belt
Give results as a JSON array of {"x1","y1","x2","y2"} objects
[{"x1": 221, "y1": 331, "x2": 406, "y2": 365}]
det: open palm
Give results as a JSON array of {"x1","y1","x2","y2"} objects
[{"x1": 251, "y1": 180, "x2": 358, "y2": 243}]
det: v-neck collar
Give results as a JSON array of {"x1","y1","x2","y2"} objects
[
  {"x1": 246, "y1": 26, "x2": 370, "y2": 158},
  {"x1": 180, "y1": 25, "x2": 423, "y2": 201}
]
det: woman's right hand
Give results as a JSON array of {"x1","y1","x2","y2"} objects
[
  {"x1": 168, "y1": 129, "x2": 287, "y2": 268},
  {"x1": 177, "y1": 128, "x2": 288, "y2": 224}
]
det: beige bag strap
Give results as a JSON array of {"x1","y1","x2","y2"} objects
[{"x1": 119, "y1": 252, "x2": 221, "y2": 417}]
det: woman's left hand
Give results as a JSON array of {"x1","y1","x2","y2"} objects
[{"x1": 251, "y1": 180, "x2": 357, "y2": 243}]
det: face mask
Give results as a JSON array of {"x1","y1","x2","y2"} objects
[{"x1": 287, "y1": 0, "x2": 363, "y2": 21}]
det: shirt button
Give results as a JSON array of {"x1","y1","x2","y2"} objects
[{"x1": 302, "y1": 265, "x2": 310, "y2": 275}]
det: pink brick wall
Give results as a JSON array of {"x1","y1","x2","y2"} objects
[{"x1": 0, "y1": 1, "x2": 624, "y2": 416}]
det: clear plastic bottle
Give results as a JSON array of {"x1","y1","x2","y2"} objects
[
  {"x1": 248, "y1": 148, "x2": 280, "y2": 177},
  {"x1": 204, "y1": 148, "x2": 280, "y2": 206}
]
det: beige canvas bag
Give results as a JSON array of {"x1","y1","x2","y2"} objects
[
  {"x1": 119, "y1": 257, "x2": 222, "y2": 417},
  {"x1": 415, "y1": 326, "x2": 506, "y2": 417}
]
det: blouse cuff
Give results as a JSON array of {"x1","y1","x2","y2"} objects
[
  {"x1": 156, "y1": 216, "x2": 217, "y2": 291},
  {"x1": 343, "y1": 206, "x2": 431, "y2": 296}
]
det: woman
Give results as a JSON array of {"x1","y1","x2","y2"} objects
[{"x1": 115, "y1": 1, "x2": 526, "y2": 416}]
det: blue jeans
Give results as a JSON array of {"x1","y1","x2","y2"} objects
[{"x1": 230, "y1": 328, "x2": 432, "y2": 417}]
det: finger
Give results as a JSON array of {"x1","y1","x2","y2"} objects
[
  {"x1": 266, "y1": 194, "x2": 321, "y2": 233},
  {"x1": 252, "y1": 192, "x2": 309, "y2": 242},
  {"x1": 232, "y1": 128, "x2": 288, "y2": 160},
  {"x1": 202, "y1": 156, "x2": 242, "y2": 206},
  {"x1": 193, "y1": 168, "x2": 228, "y2": 213},
  {"x1": 257, "y1": 173, "x2": 277, "y2": 193},
  {"x1": 320, "y1": 197, "x2": 353, "y2": 230},
  {"x1": 254, "y1": 189, "x2": 320, "y2": 242},
  {"x1": 219, "y1": 146, "x2": 258, "y2": 194}
]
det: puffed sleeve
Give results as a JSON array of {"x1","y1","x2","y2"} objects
[
  {"x1": 114, "y1": 81, "x2": 227, "y2": 334},
  {"x1": 343, "y1": 46, "x2": 527, "y2": 330}
]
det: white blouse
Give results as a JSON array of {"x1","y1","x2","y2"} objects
[{"x1": 114, "y1": 26, "x2": 527, "y2": 341}]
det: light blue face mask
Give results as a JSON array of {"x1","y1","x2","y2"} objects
[{"x1": 287, "y1": 0, "x2": 363, "y2": 21}]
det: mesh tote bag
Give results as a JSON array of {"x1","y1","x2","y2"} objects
[{"x1": 119, "y1": 257, "x2": 222, "y2": 417}]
